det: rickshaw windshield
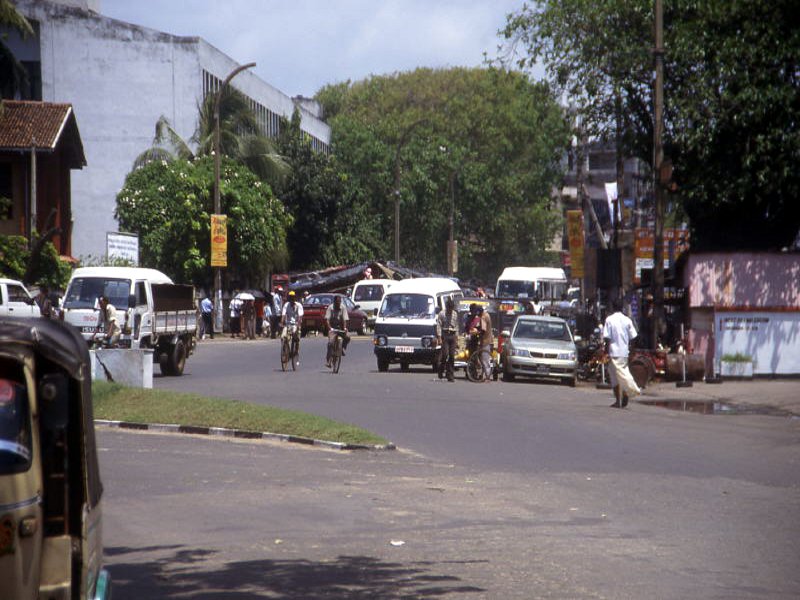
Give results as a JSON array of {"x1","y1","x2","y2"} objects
[
  {"x1": 379, "y1": 293, "x2": 435, "y2": 318},
  {"x1": 0, "y1": 377, "x2": 32, "y2": 474}
]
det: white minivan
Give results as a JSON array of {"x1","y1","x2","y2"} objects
[
  {"x1": 373, "y1": 277, "x2": 463, "y2": 373},
  {"x1": 350, "y1": 278, "x2": 393, "y2": 329}
]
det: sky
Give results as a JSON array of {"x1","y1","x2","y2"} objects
[{"x1": 100, "y1": 0, "x2": 532, "y2": 99}]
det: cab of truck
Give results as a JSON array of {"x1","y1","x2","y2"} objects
[
  {"x1": 61, "y1": 267, "x2": 173, "y2": 346},
  {"x1": 0, "y1": 278, "x2": 39, "y2": 319}
]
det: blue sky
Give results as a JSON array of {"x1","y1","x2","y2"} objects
[{"x1": 101, "y1": 0, "x2": 531, "y2": 98}]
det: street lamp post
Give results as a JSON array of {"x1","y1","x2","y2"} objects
[{"x1": 213, "y1": 62, "x2": 255, "y2": 333}]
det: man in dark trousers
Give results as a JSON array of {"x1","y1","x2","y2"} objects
[{"x1": 436, "y1": 297, "x2": 459, "y2": 382}]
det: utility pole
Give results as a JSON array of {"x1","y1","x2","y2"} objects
[
  {"x1": 213, "y1": 62, "x2": 256, "y2": 333},
  {"x1": 652, "y1": 0, "x2": 665, "y2": 347}
]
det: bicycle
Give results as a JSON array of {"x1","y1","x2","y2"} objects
[
  {"x1": 280, "y1": 325, "x2": 300, "y2": 371},
  {"x1": 327, "y1": 328, "x2": 348, "y2": 374}
]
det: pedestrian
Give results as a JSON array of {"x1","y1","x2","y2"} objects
[
  {"x1": 34, "y1": 284, "x2": 53, "y2": 318},
  {"x1": 436, "y1": 297, "x2": 459, "y2": 381},
  {"x1": 200, "y1": 295, "x2": 214, "y2": 339},
  {"x1": 229, "y1": 293, "x2": 242, "y2": 337},
  {"x1": 262, "y1": 300, "x2": 272, "y2": 338},
  {"x1": 602, "y1": 297, "x2": 641, "y2": 408},
  {"x1": 96, "y1": 295, "x2": 121, "y2": 346},
  {"x1": 270, "y1": 288, "x2": 283, "y2": 339},
  {"x1": 243, "y1": 298, "x2": 256, "y2": 339},
  {"x1": 478, "y1": 306, "x2": 494, "y2": 382}
]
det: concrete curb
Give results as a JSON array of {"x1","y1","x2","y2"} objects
[{"x1": 95, "y1": 420, "x2": 396, "y2": 451}]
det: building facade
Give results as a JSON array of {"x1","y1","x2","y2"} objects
[{"x1": 6, "y1": 0, "x2": 331, "y2": 258}]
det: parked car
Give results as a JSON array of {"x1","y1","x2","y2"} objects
[
  {"x1": 301, "y1": 293, "x2": 367, "y2": 336},
  {"x1": 0, "y1": 278, "x2": 39, "y2": 318},
  {"x1": 502, "y1": 315, "x2": 578, "y2": 386}
]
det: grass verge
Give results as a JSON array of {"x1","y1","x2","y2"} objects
[{"x1": 92, "y1": 381, "x2": 389, "y2": 446}]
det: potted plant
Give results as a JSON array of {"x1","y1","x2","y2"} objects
[{"x1": 719, "y1": 353, "x2": 754, "y2": 378}]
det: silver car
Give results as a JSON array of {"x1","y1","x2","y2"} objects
[{"x1": 502, "y1": 315, "x2": 578, "y2": 386}]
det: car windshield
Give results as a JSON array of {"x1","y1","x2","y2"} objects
[
  {"x1": 63, "y1": 277, "x2": 130, "y2": 309},
  {"x1": 497, "y1": 280, "x2": 536, "y2": 298},
  {"x1": 0, "y1": 373, "x2": 32, "y2": 475},
  {"x1": 514, "y1": 320, "x2": 572, "y2": 342},
  {"x1": 306, "y1": 295, "x2": 334, "y2": 306},
  {"x1": 379, "y1": 293, "x2": 435, "y2": 318},
  {"x1": 354, "y1": 284, "x2": 384, "y2": 302}
]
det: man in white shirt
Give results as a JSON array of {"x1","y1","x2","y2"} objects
[
  {"x1": 97, "y1": 295, "x2": 121, "y2": 346},
  {"x1": 602, "y1": 297, "x2": 640, "y2": 408}
]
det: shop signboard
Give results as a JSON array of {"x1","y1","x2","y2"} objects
[
  {"x1": 715, "y1": 311, "x2": 800, "y2": 375},
  {"x1": 634, "y1": 228, "x2": 690, "y2": 283}
]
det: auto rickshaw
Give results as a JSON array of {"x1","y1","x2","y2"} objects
[{"x1": 0, "y1": 317, "x2": 111, "y2": 600}]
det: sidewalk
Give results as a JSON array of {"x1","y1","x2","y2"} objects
[{"x1": 640, "y1": 378, "x2": 800, "y2": 416}]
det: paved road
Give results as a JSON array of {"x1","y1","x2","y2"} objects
[{"x1": 101, "y1": 336, "x2": 800, "y2": 598}]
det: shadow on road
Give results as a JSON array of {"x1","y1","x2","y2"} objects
[{"x1": 106, "y1": 545, "x2": 486, "y2": 598}]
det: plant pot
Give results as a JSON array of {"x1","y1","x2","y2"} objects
[{"x1": 720, "y1": 360, "x2": 754, "y2": 379}]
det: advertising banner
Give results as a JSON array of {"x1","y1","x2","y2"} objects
[
  {"x1": 106, "y1": 232, "x2": 139, "y2": 265},
  {"x1": 716, "y1": 311, "x2": 800, "y2": 375},
  {"x1": 634, "y1": 228, "x2": 690, "y2": 283},
  {"x1": 566, "y1": 210, "x2": 585, "y2": 278},
  {"x1": 211, "y1": 214, "x2": 227, "y2": 267}
]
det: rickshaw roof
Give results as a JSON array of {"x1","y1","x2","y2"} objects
[{"x1": 0, "y1": 317, "x2": 89, "y2": 379}]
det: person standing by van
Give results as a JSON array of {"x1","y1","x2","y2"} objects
[
  {"x1": 436, "y1": 297, "x2": 458, "y2": 381},
  {"x1": 96, "y1": 295, "x2": 121, "y2": 346}
]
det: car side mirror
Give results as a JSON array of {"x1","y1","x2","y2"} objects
[{"x1": 353, "y1": 304, "x2": 360, "y2": 310}]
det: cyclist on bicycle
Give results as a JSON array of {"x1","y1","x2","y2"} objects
[
  {"x1": 324, "y1": 295, "x2": 349, "y2": 368},
  {"x1": 280, "y1": 290, "x2": 303, "y2": 347}
]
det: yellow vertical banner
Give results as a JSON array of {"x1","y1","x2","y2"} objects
[
  {"x1": 566, "y1": 210, "x2": 585, "y2": 278},
  {"x1": 210, "y1": 214, "x2": 228, "y2": 267}
]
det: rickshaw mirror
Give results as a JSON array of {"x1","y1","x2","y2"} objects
[{"x1": 39, "y1": 372, "x2": 69, "y2": 430}]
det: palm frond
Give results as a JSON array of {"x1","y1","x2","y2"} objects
[
  {"x1": 154, "y1": 115, "x2": 194, "y2": 160},
  {"x1": 0, "y1": 0, "x2": 34, "y2": 37},
  {"x1": 132, "y1": 146, "x2": 176, "y2": 170}
]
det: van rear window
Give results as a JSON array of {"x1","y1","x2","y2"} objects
[
  {"x1": 63, "y1": 278, "x2": 131, "y2": 309},
  {"x1": 354, "y1": 285, "x2": 384, "y2": 302}
]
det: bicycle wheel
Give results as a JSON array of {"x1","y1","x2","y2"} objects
[
  {"x1": 291, "y1": 337, "x2": 299, "y2": 371},
  {"x1": 332, "y1": 336, "x2": 342, "y2": 374},
  {"x1": 280, "y1": 338, "x2": 289, "y2": 371},
  {"x1": 466, "y1": 352, "x2": 484, "y2": 382}
]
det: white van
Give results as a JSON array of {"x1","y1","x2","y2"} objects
[
  {"x1": 373, "y1": 277, "x2": 463, "y2": 372},
  {"x1": 495, "y1": 267, "x2": 568, "y2": 302},
  {"x1": 350, "y1": 278, "x2": 393, "y2": 329}
]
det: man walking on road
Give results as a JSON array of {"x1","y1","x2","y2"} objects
[
  {"x1": 603, "y1": 297, "x2": 640, "y2": 407},
  {"x1": 436, "y1": 297, "x2": 459, "y2": 382}
]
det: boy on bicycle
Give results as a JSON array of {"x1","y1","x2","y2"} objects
[
  {"x1": 324, "y1": 295, "x2": 349, "y2": 368},
  {"x1": 280, "y1": 290, "x2": 303, "y2": 347}
]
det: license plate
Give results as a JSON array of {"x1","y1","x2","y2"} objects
[
  {"x1": 536, "y1": 364, "x2": 549, "y2": 374},
  {"x1": 395, "y1": 345, "x2": 414, "y2": 353}
]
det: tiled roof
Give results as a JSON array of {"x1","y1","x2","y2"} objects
[
  {"x1": 0, "y1": 100, "x2": 73, "y2": 150},
  {"x1": 0, "y1": 100, "x2": 86, "y2": 167}
]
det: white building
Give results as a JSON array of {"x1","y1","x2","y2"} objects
[{"x1": 6, "y1": 0, "x2": 331, "y2": 258}]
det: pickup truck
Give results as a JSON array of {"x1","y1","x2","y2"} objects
[
  {"x1": 0, "y1": 278, "x2": 40, "y2": 318},
  {"x1": 61, "y1": 266, "x2": 197, "y2": 375}
]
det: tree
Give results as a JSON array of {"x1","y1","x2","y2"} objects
[
  {"x1": 317, "y1": 67, "x2": 570, "y2": 280},
  {"x1": 276, "y1": 109, "x2": 380, "y2": 269},
  {"x1": 501, "y1": 0, "x2": 800, "y2": 250},
  {"x1": 0, "y1": 235, "x2": 71, "y2": 290},
  {"x1": 116, "y1": 156, "x2": 291, "y2": 288}
]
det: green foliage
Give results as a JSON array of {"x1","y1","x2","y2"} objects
[
  {"x1": 276, "y1": 109, "x2": 380, "y2": 269},
  {"x1": 115, "y1": 156, "x2": 291, "y2": 288},
  {"x1": 317, "y1": 67, "x2": 569, "y2": 280},
  {"x1": 0, "y1": 234, "x2": 72, "y2": 289},
  {"x1": 501, "y1": 0, "x2": 800, "y2": 250}
]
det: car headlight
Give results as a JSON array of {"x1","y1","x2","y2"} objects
[
  {"x1": 374, "y1": 335, "x2": 387, "y2": 347},
  {"x1": 558, "y1": 351, "x2": 576, "y2": 361}
]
